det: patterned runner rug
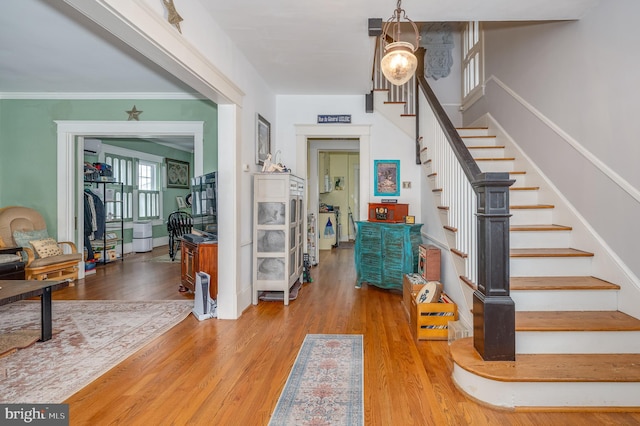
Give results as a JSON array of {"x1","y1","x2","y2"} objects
[
  {"x1": 269, "y1": 334, "x2": 364, "y2": 425},
  {"x1": 0, "y1": 299, "x2": 192, "y2": 403}
]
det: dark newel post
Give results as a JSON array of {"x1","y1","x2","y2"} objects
[{"x1": 472, "y1": 172, "x2": 515, "y2": 361}]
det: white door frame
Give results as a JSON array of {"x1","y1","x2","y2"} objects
[{"x1": 55, "y1": 120, "x2": 204, "y2": 278}]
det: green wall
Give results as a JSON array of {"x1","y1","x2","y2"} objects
[{"x1": 0, "y1": 98, "x2": 217, "y2": 237}]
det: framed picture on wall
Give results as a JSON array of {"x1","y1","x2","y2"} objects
[
  {"x1": 374, "y1": 159, "x2": 400, "y2": 196},
  {"x1": 166, "y1": 158, "x2": 190, "y2": 188},
  {"x1": 256, "y1": 114, "x2": 271, "y2": 165}
]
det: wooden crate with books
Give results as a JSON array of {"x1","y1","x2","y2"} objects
[{"x1": 403, "y1": 273, "x2": 458, "y2": 341}]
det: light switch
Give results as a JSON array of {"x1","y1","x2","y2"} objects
[{"x1": 402, "y1": 181, "x2": 411, "y2": 189}]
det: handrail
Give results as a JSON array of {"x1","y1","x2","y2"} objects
[{"x1": 417, "y1": 74, "x2": 481, "y2": 183}]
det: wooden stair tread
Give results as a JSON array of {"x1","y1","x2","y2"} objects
[
  {"x1": 467, "y1": 145, "x2": 505, "y2": 149},
  {"x1": 511, "y1": 248, "x2": 594, "y2": 257},
  {"x1": 450, "y1": 338, "x2": 640, "y2": 382},
  {"x1": 510, "y1": 224, "x2": 572, "y2": 231},
  {"x1": 509, "y1": 171, "x2": 526, "y2": 175},
  {"x1": 516, "y1": 311, "x2": 640, "y2": 332},
  {"x1": 475, "y1": 157, "x2": 516, "y2": 161},
  {"x1": 511, "y1": 276, "x2": 619, "y2": 291},
  {"x1": 510, "y1": 186, "x2": 540, "y2": 191},
  {"x1": 510, "y1": 204, "x2": 554, "y2": 209}
]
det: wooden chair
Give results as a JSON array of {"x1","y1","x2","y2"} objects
[
  {"x1": 0, "y1": 206, "x2": 82, "y2": 283},
  {"x1": 167, "y1": 211, "x2": 192, "y2": 261}
]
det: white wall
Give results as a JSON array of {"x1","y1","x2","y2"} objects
[
  {"x1": 464, "y1": 1, "x2": 640, "y2": 312},
  {"x1": 427, "y1": 29, "x2": 464, "y2": 128},
  {"x1": 276, "y1": 95, "x2": 423, "y2": 221},
  {"x1": 85, "y1": 0, "x2": 280, "y2": 317}
]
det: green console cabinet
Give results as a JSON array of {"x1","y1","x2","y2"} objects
[{"x1": 354, "y1": 221, "x2": 423, "y2": 291}]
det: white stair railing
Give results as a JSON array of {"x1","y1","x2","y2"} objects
[
  {"x1": 373, "y1": 37, "x2": 416, "y2": 115},
  {"x1": 425, "y1": 108, "x2": 478, "y2": 284}
]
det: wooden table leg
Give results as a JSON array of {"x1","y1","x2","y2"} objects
[{"x1": 40, "y1": 285, "x2": 53, "y2": 341}]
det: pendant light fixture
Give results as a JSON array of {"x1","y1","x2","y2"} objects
[{"x1": 380, "y1": 0, "x2": 420, "y2": 86}]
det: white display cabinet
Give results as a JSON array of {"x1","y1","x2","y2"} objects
[{"x1": 252, "y1": 173, "x2": 305, "y2": 305}]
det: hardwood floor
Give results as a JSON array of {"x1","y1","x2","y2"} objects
[{"x1": 55, "y1": 246, "x2": 640, "y2": 425}]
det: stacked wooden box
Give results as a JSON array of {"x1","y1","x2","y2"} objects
[{"x1": 403, "y1": 273, "x2": 458, "y2": 341}]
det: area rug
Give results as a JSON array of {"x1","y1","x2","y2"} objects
[
  {"x1": 0, "y1": 330, "x2": 41, "y2": 359},
  {"x1": 259, "y1": 280, "x2": 302, "y2": 302},
  {"x1": 269, "y1": 334, "x2": 364, "y2": 426},
  {"x1": 0, "y1": 299, "x2": 193, "y2": 403}
]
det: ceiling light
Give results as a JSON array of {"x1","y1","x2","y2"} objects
[{"x1": 381, "y1": 0, "x2": 420, "y2": 86}]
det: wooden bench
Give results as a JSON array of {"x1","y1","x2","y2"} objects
[{"x1": 0, "y1": 279, "x2": 68, "y2": 341}]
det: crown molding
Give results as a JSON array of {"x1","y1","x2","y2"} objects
[{"x1": 0, "y1": 92, "x2": 205, "y2": 100}]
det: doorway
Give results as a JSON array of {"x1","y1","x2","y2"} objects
[{"x1": 56, "y1": 120, "x2": 204, "y2": 278}]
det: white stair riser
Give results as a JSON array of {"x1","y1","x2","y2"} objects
[
  {"x1": 458, "y1": 128, "x2": 490, "y2": 137},
  {"x1": 438, "y1": 209, "x2": 450, "y2": 227},
  {"x1": 516, "y1": 331, "x2": 640, "y2": 354},
  {"x1": 469, "y1": 148, "x2": 506, "y2": 158},
  {"x1": 511, "y1": 289, "x2": 617, "y2": 311},
  {"x1": 461, "y1": 136, "x2": 496, "y2": 146},
  {"x1": 373, "y1": 91, "x2": 415, "y2": 138},
  {"x1": 452, "y1": 252, "x2": 466, "y2": 274},
  {"x1": 444, "y1": 228, "x2": 457, "y2": 249},
  {"x1": 510, "y1": 231, "x2": 571, "y2": 249},
  {"x1": 509, "y1": 190, "x2": 539, "y2": 205},
  {"x1": 476, "y1": 160, "x2": 515, "y2": 173},
  {"x1": 453, "y1": 366, "x2": 640, "y2": 408},
  {"x1": 510, "y1": 257, "x2": 592, "y2": 277},
  {"x1": 509, "y1": 174, "x2": 528, "y2": 187},
  {"x1": 510, "y1": 209, "x2": 554, "y2": 225}
]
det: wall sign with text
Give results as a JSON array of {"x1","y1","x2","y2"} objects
[{"x1": 317, "y1": 115, "x2": 351, "y2": 124}]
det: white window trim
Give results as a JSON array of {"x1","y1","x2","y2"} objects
[
  {"x1": 460, "y1": 21, "x2": 485, "y2": 112},
  {"x1": 100, "y1": 145, "x2": 165, "y2": 226}
]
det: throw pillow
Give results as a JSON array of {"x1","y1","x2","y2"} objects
[
  {"x1": 13, "y1": 229, "x2": 50, "y2": 253},
  {"x1": 30, "y1": 238, "x2": 63, "y2": 258}
]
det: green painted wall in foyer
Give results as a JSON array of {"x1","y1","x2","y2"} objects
[{"x1": 0, "y1": 98, "x2": 217, "y2": 237}]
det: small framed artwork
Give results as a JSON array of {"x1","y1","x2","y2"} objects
[
  {"x1": 256, "y1": 113, "x2": 271, "y2": 165},
  {"x1": 166, "y1": 158, "x2": 190, "y2": 189},
  {"x1": 405, "y1": 215, "x2": 415, "y2": 224},
  {"x1": 374, "y1": 160, "x2": 400, "y2": 196},
  {"x1": 176, "y1": 196, "x2": 187, "y2": 209}
]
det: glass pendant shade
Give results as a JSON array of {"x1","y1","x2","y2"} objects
[{"x1": 381, "y1": 41, "x2": 417, "y2": 86}]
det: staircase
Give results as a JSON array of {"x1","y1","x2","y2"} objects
[{"x1": 424, "y1": 126, "x2": 640, "y2": 408}]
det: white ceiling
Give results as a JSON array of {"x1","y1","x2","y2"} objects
[{"x1": 1, "y1": 0, "x2": 599, "y2": 97}]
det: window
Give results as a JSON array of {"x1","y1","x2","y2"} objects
[
  {"x1": 137, "y1": 160, "x2": 160, "y2": 220},
  {"x1": 104, "y1": 153, "x2": 133, "y2": 221},
  {"x1": 462, "y1": 21, "x2": 484, "y2": 108},
  {"x1": 102, "y1": 146, "x2": 163, "y2": 223}
]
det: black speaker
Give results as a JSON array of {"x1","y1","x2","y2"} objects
[
  {"x1": 368, "y1": 18, "x2": 382, "y2": 37},
  {"x1": 365, "y1": 91, "x2": 374, "y2": 113}
]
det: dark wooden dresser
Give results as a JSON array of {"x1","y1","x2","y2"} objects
[{"x1": 180, "y1": 239, "x2": 218, "y2": 298}]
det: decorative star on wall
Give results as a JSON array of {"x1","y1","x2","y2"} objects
[
  {"x1": 163, "y1": 0, "x2": 184, "y2": 33},
  {"x1": 126, "y1": 105, "x2": 143, "y2": 121}
]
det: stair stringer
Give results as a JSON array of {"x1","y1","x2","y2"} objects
[
  {"x1": 373, "y1": 90, "x2": 415, "y2": 139},
  {"x1": 483, "y1": 114, "x2": 640, "y2": 320}
]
